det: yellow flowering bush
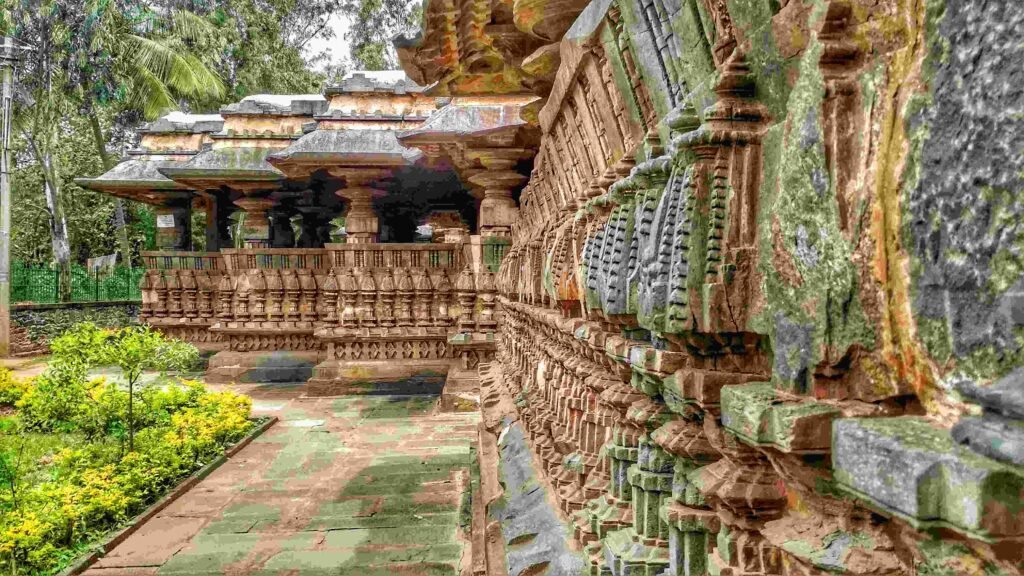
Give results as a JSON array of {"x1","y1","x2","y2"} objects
[
  {"x1": 0, "y1": 369, "x2": 31, "y2": 407},
  {"x1": 0, "y1": 511, "x2": 58, "y2": 573},
  {"x1": 165, "y1": 390, "x2": 253, "y2": 467},
  {"x1": 0, "y1": 325, "x2": 254, "y2": 575}
]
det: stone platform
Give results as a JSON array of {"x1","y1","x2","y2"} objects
[
  {"x1": 205, "y1": 351, "x2": 321, "y2": 384},
  {"x1": 307, "y1": 359, "x2": 452, "y2": 396}
]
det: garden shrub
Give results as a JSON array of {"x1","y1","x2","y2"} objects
[
  {"x1": 0, "y1": 323, "x2": 252, "y2": 575},
  {"x1": 0, "y1": 370, "x2": 31, "y2": 407},
  {"x1": 17, "y1": 367, "x2": 90, "y2": 433}
]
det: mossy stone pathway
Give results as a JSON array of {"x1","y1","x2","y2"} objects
[{"x1": 82, "y1": 384, "x2": 479, "y2": 576}]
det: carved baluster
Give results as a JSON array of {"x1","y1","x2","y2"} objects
[
  {"x1": 338, "y1": 269, "x2": 357, "y2": 328},
  {"x1": 413, "y1": 272, "x2": 432, "y2": 326},
  {"x1": 298, "y1": 269, "x2": 316, "y2": 322},
  {"x1": 394, "y1": 269, "x2": 413, "y2": 326},
  {"x1": 165, "y1": 270, "x2": 182, "y2": 319},
  {"x1": 282, "y1": 269, "x2": 300, "y2": 322},
  {"x1": 433, "y1": 269, "x2": 452, "y2": 327},
  {"x1": 265, "y1": 269, "x2": 284, "y2": 322},
  {"x1": 376, "y1": 270, "x2": 394, "y2": 328},
  {"x1": 319, "y1": 271, "x2": 339, "y2": 324},
  {"x1": 217, "y1": 273, "x2": 233, "y2": 320},
  {"x1": 477, "y1": 271, "x2": 497, "y2": 332},
  {"x1": 180, "y1": 269, "x2": 198, "y2": 319},
  {"x1": 232, "y1": 271, "x2": 249, "y2": 321},
  {"x1": 357, "y1": 270, "x2": 376, "y2": 327},
  {"x1": 249, "y1": 269, "x2": 266, "y2": 323},
  {"x1": 139, "y1": 270, "x2": 154, "y2": 322},
  {"x1": 455, "y1": 268, "x2": 475, "y2": 332},
  {"x1": 196, "y1": 271, "x2": 213, "y2": 321}
]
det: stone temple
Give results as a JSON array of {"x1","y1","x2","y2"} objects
[{"x1": 78, "y1": 0, "x2": 1024, "y2": 573}]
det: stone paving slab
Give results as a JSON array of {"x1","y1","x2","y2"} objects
[{"x1": 82, "y1": 387, "x2": 479, "y2": 576}]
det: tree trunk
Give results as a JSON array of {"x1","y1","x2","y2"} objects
[
  {"x1": 88, "y1": 112, "x2": 132, "y2": 264},
  {"x1": 128, "y1": 377, "x2": 135, "y2": 453},
  {"x1": 40, "y1": 153, "x2": 72, "y2": 302}
]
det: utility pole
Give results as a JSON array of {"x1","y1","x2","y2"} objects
[{"x1": 0, "y1": 38, "x2": 29, "y2": 357}]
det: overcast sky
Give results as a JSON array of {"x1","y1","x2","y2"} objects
[{"x1": 305, "y1": 13, "x2": 352, "y2": 72}]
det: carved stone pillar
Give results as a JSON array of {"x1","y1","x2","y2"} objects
[
  {"x1": 394, "y1": 269, "x2": 414, "y2": 327},
  {"x1": 413, "y1": 272, "x2": 432, "y2": 326},
  {"x1": 180, "y1": 270, "x2": 198, "y2": 319},
  {"x1": 234, "y1": 197, "x2": 275, "y2": 248},
  {"x1": 282, "y1": 269, "x2": 300, "y2": 321},
  {"x1": 377, "y1": 271, "x2": 395, "y2": 328},
  {"x1": 217, "y1": 274, "x2": 233, "y2": 320},
  {"x1": 248, "y1": 269, "x2": 266, "y2": 322},
  {"x1": 338, "y1": 270, "x2": 357, "y2": 328},
  {"x1": 265, "y1": 269, "x2": 284, "y2": 322},
  {"x1": 433, "y1": 270, "x2": 452, "y2": 327},
  {"x1": 334, "y1": 169, "x2": 389, "y2": 244},
  {"x1": 152, "y1": 273, "x2": 167, "y2": 318},
  {"x1": 298, "y1": 269, "x2": 316, "y2": 322},
  {"x1": 456, "y1": 268, "x2": 476, "y2": 332},
  {"x1": 356, "y1": 270, "x2": 377, "y2": 327},
  {"x1": 320, "y1": 272, "x2": 339, "y2": 324},
  {"x1": 477, "y1": 271, "x2": 497, "y2": 332},
  {"x1": 165, "y1": 271, "x2": 183, "y2": 318},
  {"x1": 139, "y1": 271, "x2": 154, "y2": 320},
  {"x1": 468, "y1": 151, "x2": 527, "y2": 239},
  {"x1": 197, "y1": 271, "x2": 214, "y2": 320},
  {"x1": 340, "y1": 187, "x2": 380, "y2": 244}
]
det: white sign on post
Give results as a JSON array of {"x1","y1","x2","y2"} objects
[{"x1": 156, "y1": 214, "x2": 176, "y2": 228}]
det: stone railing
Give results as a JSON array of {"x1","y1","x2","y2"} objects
[
  {"x1": 139, "y1": 244, "x2": 493, "y2": 354},
  {"x1": 139, "y1": 252, "x2": 226, "y2": 347},
  {"x1": 220, "y1": 248, "x2": 329, "y2": 271},
  {"x1": 326, "y1": 243, "x2": 462, "y2": 270}
]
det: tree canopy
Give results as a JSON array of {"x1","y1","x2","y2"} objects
[
  {"x1": 0, "y1": 0, "x2": 419, "y2": 285},
  {"x1": 341, "y1": 0, "x2": 421, "y2": 70}
]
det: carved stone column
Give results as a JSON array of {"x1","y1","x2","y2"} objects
[
  {"x1": 468, "y1": 151, "x2": 527, "y2": 239},
  {"x1": 456, "y1": 268, "x2": 477, "y2": 332},
  {"x1": 234, "y1": 195, "x2": 275, "y2": 248},
  {"x1": 334, "y1": 168, "x2": 390, "y2": 244}
]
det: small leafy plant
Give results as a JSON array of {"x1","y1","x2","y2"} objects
[
  {"x1": 95, "y1": 326, "x2": 200, "y2": 451},
  {"x1": 0, "y1": 324, "x2": 251, "y2": 574},
  {"x1": 21, "y1": 324, "x2": 199, "y2": 451}
]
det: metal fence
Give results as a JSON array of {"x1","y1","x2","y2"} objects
[{"x1": 11, "y1": 262, "x2": 144, "y2": 304}]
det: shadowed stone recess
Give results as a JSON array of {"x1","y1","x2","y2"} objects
[{"x1": 488, "y1": 418, "x2": 587, "y2": 576}]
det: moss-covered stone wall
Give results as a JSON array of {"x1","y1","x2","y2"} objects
[{"x1": 489, "y1": 0, "x2": 1024, "y2": 573}]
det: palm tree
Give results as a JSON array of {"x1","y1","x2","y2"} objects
[{"x1": 81, "y1": 2, "x2": 225, "y2": 262}]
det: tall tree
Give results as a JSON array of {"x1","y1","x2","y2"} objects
[
  {"x1": 1, "y1": 0, "x2": 335, "y2": 281},
  {"x1": 151, "y1": 0, "x2": 336, "y2": 99},
  {"x1": 5, "y1": 1, "x2": 79, "y2": 299},
  {"x1": 341, "y1": 0, "x2": 421, "y2": 70},
  {"x1": 77, "y1": 1, "x2": 225, "y2": 263},
  {"x1": 4, "y1": 0, "x2": 225, "y2": 290}
]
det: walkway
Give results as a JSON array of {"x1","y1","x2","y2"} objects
[{"x1": 82, "y1": 382, "x2": 480, "y2": 576}]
